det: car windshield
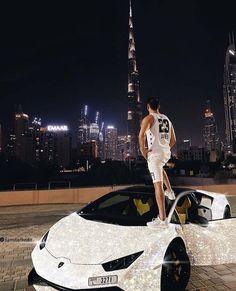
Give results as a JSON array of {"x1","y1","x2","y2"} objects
[{"x1": 77, "y1": 191, "x2": 173, "y2": 226}]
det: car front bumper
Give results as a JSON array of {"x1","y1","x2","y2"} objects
[
  {"x1": 31, "y1": 245, "x2": 162, "y2": 291},
  {"x1": 29, "y1": 268, "x2": 123, "y2": 290}
]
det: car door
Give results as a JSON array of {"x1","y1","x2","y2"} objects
[
  {"x1": 168, "y1": 190, "x2": 236, "y2": 266},
  {"x1": 182, "y1": 217, "x2": 236, "y2": 266},
  {"x1": 180, "y1": 192, "x2": 236, "y2": 266}
]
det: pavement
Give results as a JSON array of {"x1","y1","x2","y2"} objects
[{"x1": 0, "y1": 196, "x2": 236, "y2": 291}]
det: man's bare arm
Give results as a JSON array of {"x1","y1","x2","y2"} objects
[
  {"x1": 170, "y1": 125, "x2": 176, "y2": 148},
  {"x1": 139, "y1": 115, "x2": 153, "y2": 159}
]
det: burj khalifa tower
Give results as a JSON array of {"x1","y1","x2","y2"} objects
[{"x1": 126, "y1": 0, "x2": 142, "y2": 160}]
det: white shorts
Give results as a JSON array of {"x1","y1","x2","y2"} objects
[{"x1": 147, "y1": 155, "x2": 168, "y2": 183}]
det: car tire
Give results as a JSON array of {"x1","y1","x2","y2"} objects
[
  {"x1": 161, "y1": 242, "x2": 190, "y2": 291},
  {"x1": 223, "y1": 206, "x2": 231, "y2": 219}
]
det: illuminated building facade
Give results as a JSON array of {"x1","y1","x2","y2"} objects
[
  {"x1": 117, "y1": 135, "x2": 127, "y2": 161},
  {"x1": 17, "y1": 117, "x2": 44, "y2": 165},
  {"x1": 77, "y1": 106, "x2": 105, "y2": 160},
  {"x1": 223, "y1": 32, "x2": 236, "y2": 154},
  {"x1": 127, "y1": 0, "x2": 142, "y2": 160},
  {"x1": 6, "y1": 132, "x2": 16, "y2": 158},
  {"x1": 31, "y1": 117, "x2": 42, "y2": 162},
  {"x1": 43, "y1": 125, "x2": 72, "y2": 167},
  {"x1": 14, "y1": 106, "x2": 29, "y2": 159},
  {"x1": 90, "y1": 123, "x2": 99, "y2": 141},
  {"x1": 78, "y1": 105, "x2": 90, "y2": 145},
  {"x1": 105, "y1": 126, "x2": 118, "y2": 160},
  {"x1": 98, "y1": 122, "x2": 105, "y2": 160},
  {"x1": 6, "y1": 106, "x2": 72, "y2": 167},
  {"x1": 203, "y1": 100, "x2": 220, "y2": 161}
]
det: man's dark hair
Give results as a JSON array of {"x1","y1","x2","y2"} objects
[{"x1": 147, "y1": 97, "x2": 160, "y2": 110}]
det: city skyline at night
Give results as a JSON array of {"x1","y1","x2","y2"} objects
[{"x1": 1, "y1": 1, "x2": 236, "y2": 148}]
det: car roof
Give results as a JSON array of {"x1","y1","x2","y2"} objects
[{"x1": 119, "y1": 185, "x2": 194, "y2": 196}]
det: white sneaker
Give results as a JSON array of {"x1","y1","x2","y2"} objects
[
  {"x1": 147, "y1": 217, "x2": 168, "y2": 228},
  {"x1": 164, "y1": 190, "x2": 175, "y2": 200}
]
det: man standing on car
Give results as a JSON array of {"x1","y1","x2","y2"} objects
[{"x1": 139, "y1": 97, "x2": 176, "y2": 227}]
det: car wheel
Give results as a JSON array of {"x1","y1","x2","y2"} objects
[
  {"x1": 161, "y1": 242, "x2": 190, "y2": 291},
  {"x1": 223, "y1": 206, "x2": 231, "y2": 219}
]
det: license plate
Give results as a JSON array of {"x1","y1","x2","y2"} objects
[{"x1": 88, "y1": 275, "x2": 118, "y2": 286}]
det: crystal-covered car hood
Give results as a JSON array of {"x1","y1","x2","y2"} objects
[{"x1": 45, "y1": 212, "x2": 174, "y2": 264}]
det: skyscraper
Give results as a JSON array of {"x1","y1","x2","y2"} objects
[
  {"x1": 42, "y1": 125, "x2": 72, "y2": 167},
  {"x1": 105, "y1": 126, "x2": 118, "y2": 160},
  {"x1": 6, "y1": 131, "x2": 16, "y2": 158},
  {"x1": 223, "y1": 32, "x2": 236, "y2": 154},
  {"x1": 78, "y1": 105, "x2": 90, "y2": 145},
  {"x1": 14, "y1": 106, "x2": 29, "y2": 159},
  {"x1": 203, "y1": 100, "x2": 220, "y2": 159},
  {"x1": 98, "y1": 121, "x2": 105, "y2": 160},
  {"x1": 89, "y1": 123, "x2": 99, "y2": 141},
  {"x1": 77, "y1": 105, "x2": 105, "y2": 160},
  {"x1": 117, "y1": 135, "x2": 127, "y2": 161},
  {"x1": 31, "y1": 117, "x2": 42, "y2": 163},
  {"x1": 127, "y1": 0, "x2": 142, "y2": 160}
]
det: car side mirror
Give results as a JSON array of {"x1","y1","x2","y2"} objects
[
  {"x1": 197, "y1": 205, "x2": 212, "y2": 221},
  {"x1": 187, "y1": 205, "x2": 211, "y2": 227},
  {"x1": 193, "y1": 215, "x2": 209, "y2": 227}
]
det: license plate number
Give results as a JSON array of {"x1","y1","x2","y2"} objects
[{"x1": 88, "y1": 275, "x2": 118, "y2": 286}]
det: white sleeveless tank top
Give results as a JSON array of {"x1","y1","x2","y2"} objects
[{"x1": 146, "y1": 112, "x2": 171, "y2": 161}]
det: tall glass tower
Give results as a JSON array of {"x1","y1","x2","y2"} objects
[
  {"x1": 127, "y1": 0, "x2": 142, "y2": 160},
  {"x1": 203, "y1": 100, "x2": 220, "y2": 159},
  {"x1": 223, "y1": 32, "x2": 236, "y2": 154},
  {"x1": 77, "y1": 105, "x2": 90, "y2": 145}
]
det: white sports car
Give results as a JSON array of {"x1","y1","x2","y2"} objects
[{"x1": 28, "y1": 186, "x2": 236, "y2": 291}]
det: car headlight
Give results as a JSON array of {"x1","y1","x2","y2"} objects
[
  {"x1": 102, "y1": 251, "x2": 144, "y2": 271},
  {"x1": 39, "y1": 231, "x2": 49, "y2": 250}
]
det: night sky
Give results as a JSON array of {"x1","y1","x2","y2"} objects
[{"x1": 1, "y1": 0, "x2": 236, "y2": 146}]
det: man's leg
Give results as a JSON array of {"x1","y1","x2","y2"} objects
[
  {"x1": 153, "y1": 181, "x2": 166, "y2": 221},
  {"x1": 163, "y1": 168, "x2": 175, "y2": 200},
  {"x1": 163, "y1": 169, "x2": 172, "y2": 192},
  {"x1": 148, "y1": 157, "x2": 166, "y2": 221}
]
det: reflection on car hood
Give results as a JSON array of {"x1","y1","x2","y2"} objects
[{"x1": 45, "y1": 213, "x2": 175, "y2": 264}]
